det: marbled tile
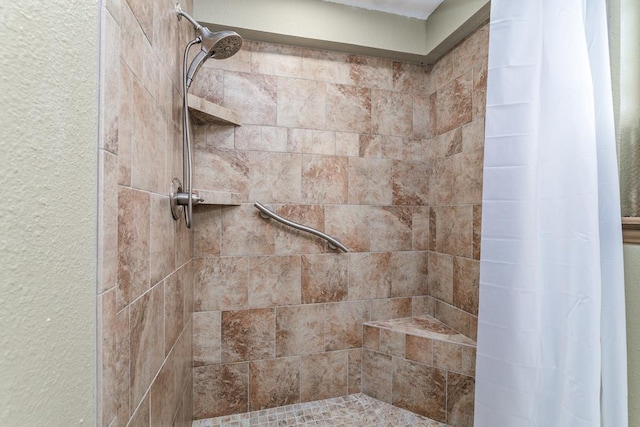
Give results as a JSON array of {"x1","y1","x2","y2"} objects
[
  {"x1": 381, "y1": 135, "x2": 405, "y2": 160},
  {"x1": 413, "y1": 206, "x2": 430, "y2": 251},
  {"x1": 202, "y1": 42, "x2": 252, "y2": 73},
  {"x1": 150, "y1": 350, "x2": 177, "y2": 427},
  {"x1": 336, "y1": 132, "x2": 360, "y2": 157},
  {"x1": 251, "y1": 41, "x2": 303, "y2": 78},
  {"x1": 234, "y1": 125, "x2": 262, "y2": 151},
  {"x1": 193, "y1": 363, "x2": 249, "y2": 419},
  {"x1": 428, "y1": 252, "x2": 454, "y2": 304},
  {"x1": 274, "y1": 204, "x2": 325, "y2": 254},
  {"x1": 430, "y1": 50, "x2": 454, "y2": 93},
  {"x1": 248, "y1": 256, "x2": 301, "y2": 308},
  {"x1": 413, "y1": 93, "x2": 431, "y2": 140},
  {"x1": 348, "y1": 157, "x2": 393, "y2": 205},
  {"x1": 447, "y1": 373, "x2": 475, "y2": 427},
  {"x1": 164, "y1": 265, "x2": 187, "y2": 355},
  {"x1": 473, "y1": 205, "x2": 482, "y2": 260},
  {"x1": 434, "y1": 300, "x2": 474, "y2": 339},
  {"x1": 324, "y1": 300, "x2": 370, "y2": 351},
  {"x1": 370, "y1": 206, "x2": 413, "y2": 252},
  {"x1": 348, "y1": 252, "x2": 391, "y2": 300},
  {"x1": 221, "y1": 204, "x2": 276, "y2": 256},
  {"x1": 193, "y1": 206, "x2": 221, "y2": 257},
  {"x1": 224, "y1": 72, "x2": 278, "y2": 125},
  {"x1": 130, "y1": 284, "x2": 164, "y2": 414},
  {"x1": 326, "y1": 83, "x2": 371, "y2": 133},
  {"x1": 249, "y1": 152, "x2": 301, "y2": 203},
  {"x1": 301, "y1": 351, "x2": 348, "y2": 402},
  {"x1": 193, "y1": 147, "x2": 248, "y2": 196},
  {"x1": 391, "y1": 251, "x2": 428, "y2": 297},
  {"x1": 249, "y1": 357, "x2": 300, "y2": 411},
  {"x1": 469, "y1": 315, "x2": 478, "y2": 342},
  {"x1": 379, "y1": 328, "x2": 405, "y2": 358},
  {"x1": 128, "y1": 393, "x2": 149, "y2": 427},
  {"x1": 301, "y1": 155, "x2": 348, "y2": 204},
  {"x1": 404, "y1": 138, "x2": 426, "y2": 162},
  {"x1": 149, "y1": 194, "x2": 175, "y2": 287},
  {"x1": 453, "y1": 23, "x2": 489, "y2": 78},
  {"x1": 429, "y1": 157, "x2": 453, "y2": 206},
  {"x1": 276, "y1": 305, "x2": 324, "y2": 356},
  {"x1": 405, "y1": 334, "x2": 433, "y2": 365},
  {"x1": 363, "y1": 324, "x2": 380, "y2": 351},
  {"x1": 473, "y1": 60, "x2": 488, "y2": 120},
  {"x1": 348, "y1": 349, "x2": 363, "y2": 394},
  {"x1": 324, "y1": 204, "x2": 371, "y2": 253},
  {"x1": 462, "y1": 119, "x2": 485, "y2": 153},
  {"x1": 372, "y1": 89, "x2": 413, "y2": 137},
  {"x1": 427, "y1": 128, "x2": 462, "y2": 160},
  {"x1": 120, "y1": 1, "x2": 144, "y2": 79},
  {"x1": 370, "y1": 298, "x2": 412, "y2": 321},
  {"x1": 194, "y1": 125, "x2": 235, "y2": 151},
  {"x1": 430, "y1": 72, "x2": 473, "y2": 137},
  {"x1": 191, "y1": 67, "x2": 224, "y2": 105},
  {"x1": 301, "y1": 254, "x2": 348, "y2": 304},
  {"x1": 359, "y1": 133, "x2": 383, "y2": 158},
  {"x1": 118, "y1": 59, "x2": 133, "y2": 186},
  {"x1": 193, "y1": 311, "x2": 221, "y2": 366},
  {"x1": 261, "y1": 126, "x2": 289, "y2": 152},
  {"x1": 435, "y1": 206, "x2": 474, "y2": 258},
  {"x1": 221, "y1": 308, "x2": 276, "y2": 363},
  {"x1": 392, "y1": 357, "x2": 446, "y2": 421},
  {"x1": 392, "y1": 160, "x2": 430, "y2": 206},
  {"x1": 412, "y1": 295, "x2": 436, "y2": 317},
  {"x1": 452, "y1": 148, "x2": 484, "y2": 205},
  {"x1": 361, "y1": 350, "x2": 392, "y2": 403},
  {"x1": 429, "y1": 208, "x2": 437, "y2": 252},
  {"x1": 453, "y1": 257, "x2": 480, "y2": 315},
  {"x1": 366, "y1": 316, "x2": 475, "y2": 345},
  {"x1": 348, "y1": 55, "x2": 393, "y2": 90},
  {"x1": 126, "y1": 0, "x2": 152, "y2": 44},
  {"x1": 432, "y1": 340, "x2": 464, "y2": 373},
  {"x1": 194, "y1": 257, "x2": 248, "y2": 312},
  {"x1": 301, "y1": 48, "x2": 352, "y2": 85},
  {"x1": 174, "y1": 205, "x2": 193, "y2": 268},
  {"x1": 277, "y1": 77, "x2": 326, "y2": 129},
  {"x1": 131, "y1": 80, "x2": 165, "y2": 193},
  {"x1": 287, "y1": 128, "x2": 312, "y2": 153},
  {"x1": 98, "y1": 151, "x2": 118, "y2": 293},
  {"x1": 393, "y1": 61, "x2": 430, "y2": 94},
  {"x1": 99, "y1": 9, "x2": 120, "y2": 154},
  {"x1": 461, "y1": 345, "x2": 477, "y2": 377},
  {"x1": 117, "y1": 187, "x2": 150, "y2": 310},
  {"x1": 307, "y1": 130, "x2": 336, "y2": 155}
]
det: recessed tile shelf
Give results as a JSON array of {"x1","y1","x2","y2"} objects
[
  {"x1": 188, "y1": 94, "x2": 242, "y2": 126},
  {"x1": 194, "y1": 189, "x2": 243, "y2": 206}
]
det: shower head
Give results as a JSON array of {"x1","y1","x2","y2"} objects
[{"x1": 176, "y1": 4, "x2": 243, "y2": 88}]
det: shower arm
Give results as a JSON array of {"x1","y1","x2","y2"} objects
[{"x1": 176, "y1": 3, "x2": 202, "y2": 30}]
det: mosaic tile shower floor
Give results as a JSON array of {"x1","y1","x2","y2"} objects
[{"x1": 192, "y1": 393, "x2": 449, "y2": 427}]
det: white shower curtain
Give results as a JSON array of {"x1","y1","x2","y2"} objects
[{"x1": 475, "y1": 0, "x2": 628, "y2": 426}]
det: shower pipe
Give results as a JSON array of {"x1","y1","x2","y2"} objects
[{"x1": 254, "y1": 202, "x2": 349, "y2": 252}]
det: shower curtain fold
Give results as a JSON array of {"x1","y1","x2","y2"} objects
[{"x1": 475, "y1": 0, "x2": 628, "y2": 426}]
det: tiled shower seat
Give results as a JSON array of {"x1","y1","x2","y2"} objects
[{"x1": 361, "y1": 315, "x2": 476, "y2": 427}]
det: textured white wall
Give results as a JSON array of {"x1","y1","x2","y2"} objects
[{"x1": 0, "y1": 0, "x2": 98, "y2": 425}]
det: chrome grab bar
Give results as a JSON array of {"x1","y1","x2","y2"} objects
[{"x1": 253, "y1": 202, "x2": 349, "y2": 252}]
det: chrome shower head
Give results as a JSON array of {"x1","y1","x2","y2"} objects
[{"x1": 176, "y1": 4, "x2": 243, "y2": 88}]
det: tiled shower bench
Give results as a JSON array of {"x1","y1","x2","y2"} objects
[{"x1": 361, "y1": 315, "x2": 476, "y2": 427}]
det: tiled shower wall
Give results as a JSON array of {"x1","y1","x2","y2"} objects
[
  {"x1": 97, "y1": 0, "x2": 196, "y2": 425},
  {"x1": 189, "y1": 23, "x2": 488, "y2": 420}
]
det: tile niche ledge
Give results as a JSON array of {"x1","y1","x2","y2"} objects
[
  {"x1": 188, "y1": 94, "x2": 243, "y2": 206},
  {"x1": 188, "y1": 94, "x2": 242, "y2": 126}
]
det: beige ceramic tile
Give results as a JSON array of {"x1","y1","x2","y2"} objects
[
  {"x1": 248, "y1": 256, "x2": 302, "y2": 308},
  {"x1": 149, "y1": 194, "x2": 175, "y2": 287},
  {"x1": 324, "y1": 205, "x2": 371, "y2": 253},
  {"x1": 308, "y1": 130, "x2": 336, "y2": 155},
  {"x1": 335, "y1": 132, "x2": 360, "y2": 157},
  {"x1": 249, "y1": 357, "x2": 301, "y2": 411},
  {"x1": 405, "y1": 334, "x2": 433, "y2": 365},
  {"x1": 361, "y1": 350, "x2": 392, "y2": 403},
  {"x1": 392, "y1": 160, "x2": 430, "y2": 205},
  {"x1": 370, "y1": 298, "x2": 412, "y2": 321},
  {"x1": 301, "y1": 155, "x2": 348, "y2": 204},
  {"x1": 428, "y1": 252, "x2": 454, "y2": 304},
  {"x1": 473, "y1": 204, "x2": 482, "y2": 260},
  {"x1": 301, "y1": 351, "x2": 348, "y2": 401},
  {"x1": 234, "y1": 124, "x2": 262, "y2": 151},
  {"x1": 412, "y1": 296, "x2": 436, "y2": 317},
  {"x1": 325, "y1": 83, "x2": 371, "y2": 133},
  {"x1": 390, "y1": 251, "x2": 429, "y2": 297},
  {"x1": 129, "y1": 284, "x2": 164, "y2": 415},
  {"x1": 370, "y1": 207, "x2": 413, "y2": 252},
  {"x1": 301, "y1": 254, "x2": 349, "y2": 304},
  {"x1": 372, "y1": 89, "x2": 413, "y2": 137},
  {"x1": 348, "y1": 252, "x2": 391, "y2": 300},
  {"x1": 118, "y1": 60, "x2": 133, "y2": 186},
  {"x1": 277, "y1": 77, "x2": 326, "y2": 129},
  {"x1": 248, "y1": 152, "x2": 302, "y2": 203},
  {"x1": 221, "y1": 308, "x2": 275, "y2": 363},
  {"x1": 251, "y1": 41, "x2": 303, "y2": 78},
  {"x1": 276, "y1": 305, "x2": 324, "y2": 356},
  {"x1": 100, "y1": 9, "x2": 120, "y2": 154},
  {"x1": 202, "y1": 43, "x2": 252, "y2": 73},
  {"x1": 412, "y1": 206, "x2": 430, "y2": 251},
  {"x1": 379, "y1": 328, "x2": 405, "y2": 358},
  {"x1": 274, "y1": 204, "x2": 326, "y2": 254},
  {"x1": 381, "y1": 135, "x2": 405, "y2": 160},
  {"x1": 452, "y1": 148, "x2": 484, "y2": 205},
  {"x1": 193, "y1": 206, "x2": 221, "y2": 257},
  {"x1": 430, "y1": 72, "x2": 473, "y2": 137},
  {"x1": 453, "y1": 23, "x2": 490, "y2": 77},
  {"x1": 392, "y1": 357, "x2": 446, "y2": 421},
  {"x1": 149, "y1": 351, "x2": 177, "y2": 426},
  {"x1": 324, "y1": 300, "x2": 370, "y2": 351},
  {"x1": 446, "y1": 372, "x2": 475, "y2": 427},
  {"x1": 193, "y1": 363, "x2": 249, "y2": 419},
  {"x1": 164, "y1": 266, "x2": 186, "y2": 355},
  {"x1": 128, "y1": 393, "x2": 150, "y2": 427},
  {"x1": 473, "y1": 60, "x2": 488, "y2": 120},
  {"x1": 261, "y1": 126, "x2": 289, "y2": 152},
  {"x1": 462, "y1": 119, "x2": 485, "y2": 153},
  {"x1": 120, "y1": 1, "x2": 144, "y2": 79},
  {"x1": 301, "y1": 48, "x2": 352, "y2": 85},
  {"x1": 359, "y1": 134, "x2": 382, "y2": 158},
  {"x1": 286, "y1": 128, "x2": 312, "y2": 153},
  {"x1": 193, "y1": 311, "x2": 221, "y2": 366},
  {"x1": 434, "y1": 300, "x2": 473, "y2": 339},
  {"x1": 430, "y1": 50, "x2": 454, "y2": 93},
  {"x1": 348, "y1": 157, "x2": 393, "y2": 205},
  {"x1": 434, "y1": 206, "x2": 474, "y2": 258},
  {"x1": 392, "y1": 61, "x2": 430, "y2": 94},
  {"x1": 348, "y1": 55, "x2": 393, "y2": 90},
  {"x1": 432, "y1": 340, "x2": 463, "y2": 372},
  {"x1": 117, "y1": 187, "x2": 150, "y2": 310},
  {"x1": 454, "y1": 257, "x2": 480, "y2": 316},
  {"x1": 221, "y1": 204, "x2": 276, "y2": 256},
  {"x1": 224, "y1": 71, "x2": 278, "y2": 125},
  {"x1": 348, "y1": 348, "x2": 363, "y2": 394},
  {"x1": 193, "y1": 257, "x2": 248, "y2": 312},
  {"x1": 363, "y1": 324, "x2": 380, "y2": 351},
  {"x1": 193, "y1": 147, "x2": 248, "y2": 196},
  {"x1": 98, "y1": 151, "x2": 118, "y2": 293},
  {"x1": 413, "y1": 94, "x2": 431, "y2": 140}
]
